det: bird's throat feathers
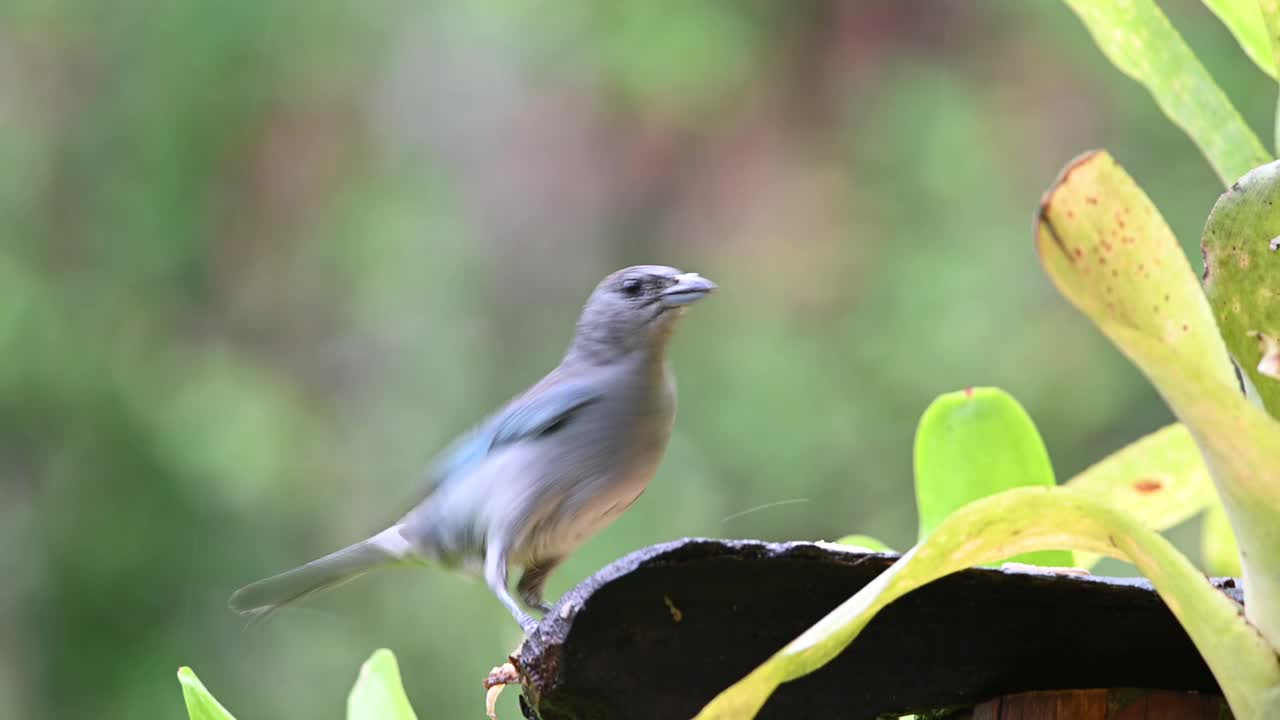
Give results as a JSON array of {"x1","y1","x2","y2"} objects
[{"x1": 565, "y1": 307, "x2": 683, "y2": 367}]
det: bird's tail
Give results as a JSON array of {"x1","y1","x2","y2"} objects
[{"x1": 229, "y1": 525, "x2": 417, "y2": 619}]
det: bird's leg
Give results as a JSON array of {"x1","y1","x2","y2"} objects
[
  {"x1": 516, "y1": 556, "x2": 564, "y2": 614},
  {"x1": 485, "y1": 544, "x2": 538, "y2": 634}
]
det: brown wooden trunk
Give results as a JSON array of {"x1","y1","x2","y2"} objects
[{"x1": 971, "y1": 688, "x2": 1228, "y2": 719}]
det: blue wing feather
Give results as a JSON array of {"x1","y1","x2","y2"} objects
[{"x1": 424, "y1": 379, "x2": 601, "y2": 491}]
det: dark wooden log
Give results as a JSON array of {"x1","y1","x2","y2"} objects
[
  {"x1": 971, "y1": 688, "x2": 1227, "y2": 719},
  {"x1": 513, "y1": 538, "x2": 1241, "y2": 720}
]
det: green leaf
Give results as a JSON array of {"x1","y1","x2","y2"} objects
[
  {"x1": 1258, "y1": 0, "x2": 1280, "y2": 152},
  {"x1": 1037, "y1": 149, "x2": 1280, "y2": 650},
  {"x1": 1203, "y1": 501, "x2": 1245, "y2": 576},
  {"x1": 833, "y1": 535, "x2": 894, "y2": 553},
  {"x1": 1264, "y1": 0, "x2": 1280, "y2": 63},
  {"x1": 348, "y1": 649, "x2": 419, "y2": 720},
  {"x1": 913, "y1": 387, "x2": 1070, "y2": 567},
  {"x1": 694, "y1": 488, "x2": 1280, "y2": 720},
  {"x1": 1202, "y1": 159, "x2": 1280, "y2": 417},
  {"x1": 1064, "y1": 423, "x2": 1216, "y2": 569},
  {"x1": 1201, "y1": 0, "x2": 1275, "y2": 77},
  {"x1": 1062, "y1": 0, "x2": 1271, "y2": 185},
  {"x1": 177, "y1": 667, "x2": 238, "y2": 720}
]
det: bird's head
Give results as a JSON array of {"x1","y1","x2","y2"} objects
[{"x1": 567, "y1": 265, "x2": 717, "y2": 363}]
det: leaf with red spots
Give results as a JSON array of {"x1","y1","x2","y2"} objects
[
  {"x1": 1132, "y1": 478, "x2": 1163, "y2": 493},
  {"x1": 697, "y1": 152, "x2": 1280, "y2": 720},
  {"x1": 1038, "y1": 150, "x2": 1280, "y2": 658},
  {"x1": 1064, "y1": 424, "x2": 1216, "y2": 570}
]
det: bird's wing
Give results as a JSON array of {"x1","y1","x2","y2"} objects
[{"x1": 422, "y1": 377, "x2": 603, "y2": 493}]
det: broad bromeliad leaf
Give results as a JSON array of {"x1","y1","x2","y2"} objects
[
  {"x1": 913, "y1": 387, "x2": 1070, "y2": 567},
  {"x1": 1062, "y1": 0, "x2": 1271, "y2": 185},
  {"x1": 178, "y1": 650, "x2": 421, "y2": 720},
  {"x1": 178, "y1": 667, "x2": 237, "y2": 720},
  {"x1": 348, "y1": 649, "x2": 419, "y2": 720},
  {"x1": 1036, "y1": 149, "x2": 1280, "y2": 651},
  {"x1": 693, "y1": 487, "x2": 1280, "y2": 720},
  {"x1": 1202, "y1": 159, "x2": 1280, "y2": 416},
  {"x1": 1202, "y1": 501, "x2": 1245, "y2": 576},
  {"x1": 1201, "y1": 0, "x2": 1275, "y2": 78},
  {"x1": 848, "y1": 418, "x2": 1218, "y2": 569},
  {"x1": 1063, "y1": 423, "x2": 1217, "y2": 569}
]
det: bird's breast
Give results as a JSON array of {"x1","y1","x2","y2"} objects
[
  {"x1": 411, "y1": 368, "x2": 678, "y2": 568},
  {"x1": 519, "y1": 378, "x2": 676, "y2": 558}
]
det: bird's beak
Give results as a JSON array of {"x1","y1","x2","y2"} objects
[{"x1": 660, "y1": 272, "x2": 718, "y2": 307}]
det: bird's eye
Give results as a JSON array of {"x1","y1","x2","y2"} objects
[{"x1": 620, "y1": 278, "x2": 644, "y2": 298}]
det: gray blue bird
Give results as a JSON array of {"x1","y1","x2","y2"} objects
[{"x1": 229, "y1": 265, "x2": 716, "y2": 632}]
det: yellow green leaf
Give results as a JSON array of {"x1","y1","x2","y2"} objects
[
  {"x1": 1064, "y1": 423, "x2": 1216, "y2": 569},
  {"x1": 1036, "y1": 149, "x2": 1280, "y2": 650},
  {"x1": 693, "y1": 488, "x2": 1280, "y2": 720},
  {"x1": 1202, "y1": 501, "x2": 1244, "y2": 576},
  {"x1": 348, "y1": 649, "x2": 419, "y2": 720},
  {"x1": 1062, "y1": 0, "x2": 1271, "y2": 185},
  {"x1": 177, "y1": 667, "x2": 238, "y2": 720},
  {"x1": 1201, "y1": 0, "x2": 1275, "y2": 77},
  {"x1": 913, "y1": 387, "x2": 1070, "y2": 567}
]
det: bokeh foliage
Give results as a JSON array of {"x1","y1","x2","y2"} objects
[{"x1": 0, "y1": 1, "x2": 1273, "y2": 718}]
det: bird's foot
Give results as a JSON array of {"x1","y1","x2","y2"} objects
[{"x1": 517, "y1": 612, "x2": 540, "y2": 635}]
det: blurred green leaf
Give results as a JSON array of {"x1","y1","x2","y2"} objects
[
  {"x1": 1064, "y1": 423, "x2": 1216, "y2": 569},
  {"x1": 1037, "y1": 149, "x2": 1280, "y2": 650},
  {"x1": 177, "y1": 667, "x2": 237, "y2": 720},
  {"x1": 592, "y1": 2, "x2": 763, "y2": 113},
  {"x1": 1202, "y1": 501, "x2": 1245, "y2": 575},
  {"x1": 914, "y1": 387, "x2": 1070, "y2": 567},
  {"x1": 833, "y1": 535, "x2": 894, "y2": 553},
  {"x1": 1258, "y1": 0, "x2": 1280, "y2": 152},
  {"x1": 1201, "y1": 0, "x2": 1275, "y2": 77},
  {"x1": 694, "y1": 487, "x2": 1280, "y2": 720},
  {"x1": 348, "y1": 649, "x2": 419, "y2": 720},
  {"x1": 1063, "y1": 0, "x2": 1271, "y2": 185},
  {"x1": 1202, "y1": 159, "x2": 1280, "y2": 417}
]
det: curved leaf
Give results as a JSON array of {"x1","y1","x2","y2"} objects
[
  {"x1": 177, "y1": 667, "x2": 238, "y2": 720},
  {"x1": 1062, "y1": 0, "x2": 1270, "y2": 185},
  {"x1": 348, "y1": 649, "x2": 418, "y2": 720},
  {"x1": 1064, "y1": 423, "x2": 1216, "y2": 568},
  {"x1": 694, "y1": 488, "x2": 1280, "y2": 720},
  {"x1": 914, "y1": 387, "x2": 1069, "y2": 566},
  {"x1": 1201, "y1": 0, "x2": 1275, "y2": 78},
  {"x1": 1037, "y1": 149, "x2": 1280, "y2": 649}
]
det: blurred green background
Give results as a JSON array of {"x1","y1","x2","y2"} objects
[{"x1": 0, "y1": 1, "x2": 1271, "y2": 718}]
